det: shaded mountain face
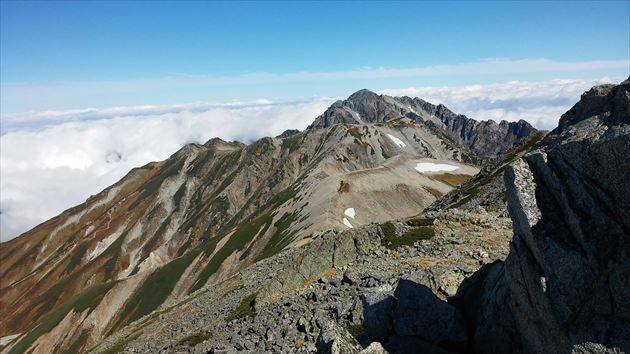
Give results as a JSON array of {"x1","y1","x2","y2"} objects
[
  {"x1": 0, "y1": 118, "x2": 480, "y2": 353},
  {"x1": 309, "y1": 89, "x2": 537, "y2": 158}
]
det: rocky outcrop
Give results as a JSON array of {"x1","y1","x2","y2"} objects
[
  {"x1": 393, "y1": 279, "x2": 467, "y2": 346},
  {"x1": 276, "y1": 129, "x2": 300, "y2": 139},
  {"x1": 500, "y1": 78, "x2": 630, "y2": 353},
  {"x1": 316, "y1": 321, "x2": 362, "y2": 354},
  {"x1": 308, "y1": 89, "x2": 537, "y2": 158},
  {"x1": 309, "y1": 89, "x2": 405, "y2": 128},
  {"x1": 257, "y1": 226, "x2": 381, "y2": 305},
  {"x1": 361, "y1": 285, "x2": 394, "y2": 342},
  {"x1": 414, "y1": 100, "x2": 536, "y2": 158}
]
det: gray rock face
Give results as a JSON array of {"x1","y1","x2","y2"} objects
[
  {"x1": 426, "y1": 130, "x2": 547, "y2": 214},
  {"x1": 343, "y1": 269, "x2": 360, "y2": 286},
  {"x1": 308, "y1": 89, "x2": 537, "y2": 158},
  {"x1": 502, "y1": 78, "x2": 630, "y2": 353},
  {"x1": 418, "y1": 101, "x2": 536, "y2": 158}
]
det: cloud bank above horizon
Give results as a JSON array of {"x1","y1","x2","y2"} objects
[
  {"x1": 0, "y1": 77, "x2": 623, "y2": 240},
  {"x1": 2, "y1": 58, "x2": 628, "y2": 113}
]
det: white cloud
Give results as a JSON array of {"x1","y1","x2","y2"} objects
[
  {"x1": 380, "y1": 77, "x2": 623, "y2": 129},
  {"x1": 0, "y1": 98, "x2": 334, "y2": 241},
  {"x1": 1, "y1": 76, "x2": 624, "y2": 241}
]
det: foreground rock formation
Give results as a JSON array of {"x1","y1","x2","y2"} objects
[
  {"x1": 402, "y1": 78, "x2": 630, "y2": 354},
  {"x1": 497, "y1": 78, "x2": 630, "y2": 352}
]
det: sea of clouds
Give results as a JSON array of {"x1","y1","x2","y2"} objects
[{"x1": 0, "y1": 77, "x2": 620, "y2": 240}]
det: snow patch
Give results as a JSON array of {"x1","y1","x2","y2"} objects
[
  {"x1": 344, "y1": 208, "x2": 356, "y2": 219},
  {"x1": 386, "y1": 134, "x2": 406, "y2": 148},
  {"x1": 415, "y1": 162, "x2": 460, "y2": 173},
  {"x1": 342, "y1": 218, "x2": 353, "y2": 228}
]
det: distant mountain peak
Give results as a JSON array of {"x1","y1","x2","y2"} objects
[
  {"x1": 308, "y1": 90, "x2": 537, "y2": 158},
  {"x1": 348, "y1": 88, "x2": 380, "y2": 99},
  {"x1": 275, "y1": 129, "x2": 300, "y2": 139}
]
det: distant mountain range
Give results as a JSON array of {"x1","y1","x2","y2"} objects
[{"x1": 0, "y1": 89, "x2": 544, "y2": 353}]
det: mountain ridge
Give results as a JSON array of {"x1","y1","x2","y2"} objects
[
  {"x1": 85, "y1": 79, "x2": 630, "y2": 354},
  {"x1": 0, "y1": 88, "x2": 540, "y2": 353},
  {"x1": 308, "y1": 88, "x2": 537, "y2": 158}
]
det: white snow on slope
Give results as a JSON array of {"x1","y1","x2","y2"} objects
[
  {"x1": 386, "y1": 134, "x2": 406, "y2": 148},
  {"x1": 342, "y1": 218, "x2": 353, "y2": 228},
  {"x1": 415, "y1": 162, "x2": 459, "y2": 173},
  {"x1": 344, "y1": 207, "x2": 356, "y2": 219}
]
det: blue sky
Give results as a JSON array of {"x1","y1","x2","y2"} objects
[{"x1": 1, "y1": 1, "x2": 629, "y2": 112}]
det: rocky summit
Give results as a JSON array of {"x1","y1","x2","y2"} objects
[
  {"x1": 1, "y1": 80, "x2": 628, "y2": 354},
  {"x1": 309, "y1": 89, "x2": 537, "y2": 158}
]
